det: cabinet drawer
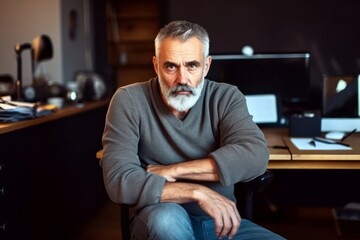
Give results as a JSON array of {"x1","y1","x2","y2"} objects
[
  {"x1": 0, "y1": 164, "x2": 3, "y2": 182},
  {"x1": 0, "y1": 200, "x2": 7, "y2": 238},
  {"x1": 0, "y1": 222, "x2": 7, "y2": 236},
  {"x1": 0, "y1": 186, "x2": 4, "y2": 198}
]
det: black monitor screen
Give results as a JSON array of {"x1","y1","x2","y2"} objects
[{"x1": 206, "y1": 53, "x2": 311, "y2": 112}]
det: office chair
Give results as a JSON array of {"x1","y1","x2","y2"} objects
[
  {"x1": 119, "y1": 170, "x2": 274, "y2": 240},
  {"x1": 96, "y1": 149, "x2": 273, "y2": 239}
]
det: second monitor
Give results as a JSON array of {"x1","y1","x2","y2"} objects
[{"x1": 206, "y1": 52, "x2": 311, "y2": 124}]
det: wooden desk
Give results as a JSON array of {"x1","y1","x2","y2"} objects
[
  {"x1": 262, "y1": 127, "x2": 291, "y2": 161},
  {"x1": 0, "y1": 100, "x2": 109, "y2": 239},
  {"x1": 0, "y1": 99, "x2": 109, "y2": 134},
  {"x1": 97, "y1": 127, "x2": 360, "y2": 207},
  {"x1": 262, "y1": 128, "x2": 360, "y2": 169},
  {"x1": 97, "y1": 127, "x2": 360, "y2": 170},
  {"x1": 96, "y1": 128, "x2": 292, "y2": 162}
]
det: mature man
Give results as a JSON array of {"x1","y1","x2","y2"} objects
[{"x1": 101, "y1": 20, "x2": 285, "y2": 240}]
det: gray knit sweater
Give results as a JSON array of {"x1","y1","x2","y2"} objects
[{"x1": 100, "y1": 77, "x2": 269, "y2": 216}]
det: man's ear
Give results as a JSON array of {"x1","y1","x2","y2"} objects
[
  {"x1": 203, "y1": 56, "x2": 212, "y2": 77},
  {"x1": 152, "y1": 56, "x2": 159, "y2": 75}
]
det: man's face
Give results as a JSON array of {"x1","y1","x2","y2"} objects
[{"x1": 153, "y1": 37, "x2": 212, "y2": 112}]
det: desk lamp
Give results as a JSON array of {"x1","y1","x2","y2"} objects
[
  {"x1": 14, "y1": 42, "x2": 31, "y2": 100},
  {"x1": 31, "y1": 34, "x2": 53, "y2": 74},
  {"x1": 14, "y1": 34, "x2": 53, "y2": 101}
]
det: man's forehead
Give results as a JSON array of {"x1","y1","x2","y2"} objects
[{"x1": 158, "y1": 37, "x2": 204, "y2": 61}]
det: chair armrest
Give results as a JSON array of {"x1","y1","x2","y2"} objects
[
  {"x1": 240, "y1": 170, "x2": 274, "y2": 193},
  {"x1": 235, "y1": 170, "x2": 274, "y2": 220}
]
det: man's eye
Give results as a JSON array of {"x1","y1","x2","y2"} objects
[
  {"x1": 166, "y1": 65, "x2": 176, "y2": 71},
  {"x1": 187, "y1": 61, "x2": 200, "y2": 70},
  {"x1": 188, "y1": 64, "x2": 199, "y2": 71}
]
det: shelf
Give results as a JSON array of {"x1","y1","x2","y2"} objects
[
  {"x1": 115, "y1": 66, "x2": 155, "y2": 87},
  {"x1": 106, "y1": 0, "x2": 160, "y2": 88},
  {"x1": 107, "y1": 41, "x2": 154, "y2": 66},
  {"x1": 107, "y1": 18, "x2": 159, "y2": 42},
  {"x1": 107, "y1": 1, "x2": 159, "y2": 18}
]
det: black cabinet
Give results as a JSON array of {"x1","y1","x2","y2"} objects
[{"x1": 0, "y1": 104, "x2": 109, "y2": 239}]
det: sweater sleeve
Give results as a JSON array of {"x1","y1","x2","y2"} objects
[
  {"x1": 100, "y1": 88, "x2": 167, "y2": 208},
  {"x1": 209, "y1": 86, "x2": 269, "y2": 187}
]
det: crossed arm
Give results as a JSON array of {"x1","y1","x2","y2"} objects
[{"x1": 147, "y1": 157, "x2": 241, "y2": 239}]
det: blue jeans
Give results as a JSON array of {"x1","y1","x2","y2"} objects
[{"x1": 130, "y1": 203, "x2": 286, "y2": 240}]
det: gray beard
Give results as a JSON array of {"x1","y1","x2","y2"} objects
[{"x1": 159, "y1": 79, "x2": 204, "y2": 112}]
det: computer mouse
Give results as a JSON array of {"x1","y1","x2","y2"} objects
[{"x1": 325, "y1": 131, "x2": 345, "y2": 140}]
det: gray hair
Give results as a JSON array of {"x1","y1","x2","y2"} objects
[{"x1": 154, "y1": 20, "x2": 210, "y2": 58}]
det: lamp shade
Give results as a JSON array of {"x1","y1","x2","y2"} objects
[{"x1": 32, "y1": 34, "x2": 53, "y2": 66}]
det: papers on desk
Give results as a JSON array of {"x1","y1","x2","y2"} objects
[
  {"x1": 0, "y1": 96, "x2": 54, "y2": 122},
  {"x1": 290, "y1": 138, "x2": 352, "y2": 150}
]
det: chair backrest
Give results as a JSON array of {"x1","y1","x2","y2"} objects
[
  {"x1": 96, "y1": 150, "x2": 131, "y2": 239},
  {"x1": 120, "y1": 205, "x2": 131, "y2": 240}
]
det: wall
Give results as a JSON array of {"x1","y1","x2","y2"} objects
[
  {"x1": 61, "y1": 0, "x2": 95, "y2": 84},
  {"x1": 163, "y1": 0, "x2": 360, "y2": 105},
  {"x1": 0, "y1": 0, "x2": 62, "y2": 86},
  {"x1": 0, "y1": 0, "x2": 95, "y2": 90}
]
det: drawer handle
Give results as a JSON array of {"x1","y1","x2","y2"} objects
[
  {"x1": 0, "y1": 187, "x2": 4, "y2": 196},
  {"x1": 0, "y1": 223, "x2": 6, "y2": 232}
]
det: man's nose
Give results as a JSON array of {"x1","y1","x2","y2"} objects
[{"x1": 176, "y1": 67, "x2": 188, "y2": 85}]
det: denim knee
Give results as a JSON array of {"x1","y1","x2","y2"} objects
[{"x1": 131, "y1": 203, "x2": 195, "y2": 240}]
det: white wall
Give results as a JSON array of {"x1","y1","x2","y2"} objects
[
  {"x1": 0, "y1": 0, "x2": 62, "y2": 86},
  {"x1": 61, "y1": 0, "x2": 94, "y2": 84},
  {"x1": 0, "y1": 0, "x2": 94, "y2": 89}
]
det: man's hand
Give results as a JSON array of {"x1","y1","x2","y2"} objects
[
  {"x1": 161, "y1": 182, "x2": 241, "y2": 239},
  {"x1": 150, "y1": 159, "x2": 239, "y2": 238},
  {"x1": 194, "y1": 186, "x2": 241, "y2": 239}
]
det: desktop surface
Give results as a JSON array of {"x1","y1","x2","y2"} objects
[{"x1": 262, "y1": 127, "x2": 360, "y2": 169}]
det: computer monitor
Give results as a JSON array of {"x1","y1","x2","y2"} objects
[
  {"x1": 206, "y1": 53, "x2": 311, "y2": 119},
  {"x1": 321, "y1": 75, "x2": 360, "y2": 134},
  {"x1": 322, "y1": 75, "x2": 359, "y2": 118}
]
